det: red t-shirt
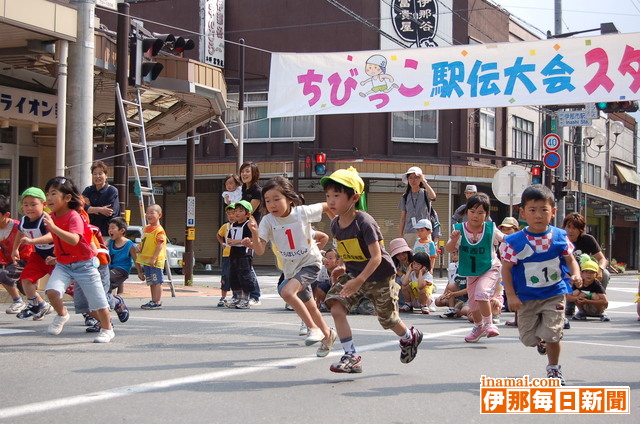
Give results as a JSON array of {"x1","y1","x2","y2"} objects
[
  {"x1": 51, "y1": 210, "x2": 96, "y2": 264},
  {"x1": 0, "y1": 219, "x2": 34, "y2": 265}
]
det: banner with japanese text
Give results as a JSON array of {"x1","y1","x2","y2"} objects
[
  {"x1": 268, "y1": 33, "x2": 640, "y2": 118},
  {"x1": 0, "y1": 86, "x2": 58, "y2": 124}
]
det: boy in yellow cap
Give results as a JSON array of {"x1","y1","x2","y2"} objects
[
  {"x1": 321, "y1": 167, "x2": 423, "y2": 373},
  {"x1": 567, "y1": 260, "x2": 609, "y2": 321}
]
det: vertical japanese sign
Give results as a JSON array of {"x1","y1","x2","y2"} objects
[
  {"x1": 380, "y1": 0, "x2": 453, "y2": 49},
  {"x1": 0, "y1": 86, "x2": 58, "y2": 124},
  {"x1": 268, "y1": 32, "x2": 640, "y2": 118},
  {"x1": 201, "y1": 0, "x2": 225, "y2": 68}
]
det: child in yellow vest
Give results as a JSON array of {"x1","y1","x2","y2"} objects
[{"x1": 136, "y1": 204, "x2": 167, "y2": 309}]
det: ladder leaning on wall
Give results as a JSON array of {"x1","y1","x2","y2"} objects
[{"x1": 115, "y1": 83, "x2": 176, "y2": 297}]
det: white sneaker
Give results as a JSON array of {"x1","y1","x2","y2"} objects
[
  {"x1": 304, "y1": 328, "x2": 324, "y2": 346},
  {"x1": 47, "y1": 313, "x2": 70, "y2": 335},
  {"x1": 249, "y1": 298, "x2": 261, "y2": 306},
  {"x1": 93, "y1": 328, "x2": 115, "y2": 343},
  {"x1": 298, "y1": 321, "x2": 308, "y2": 336},
  {"x1": 428, "y1": 304, "x2": 437, "y2": 312},
  {"x1": 6, "y1": 301, "x2": 27, "y2": 314}
]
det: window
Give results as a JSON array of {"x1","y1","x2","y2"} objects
[
  {"x1": 225, "y1": 92, "x2": 315, "y2": 142},
  {"x1": 512, "y1": 116, "x2": 536, "y2": 160},
  {"x1": 391, "y1": 110, "x2": 438, "y2": 143},
  {"x1": 587, "y1": 163, "x2": 602, "y2": 187},
  {"x1": 480, "y1": 108, "x2": 495, "y2": 150}
]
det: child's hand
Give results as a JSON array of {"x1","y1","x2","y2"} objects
[
  {"x1": 241, "y1": 237, "x2": 252, "y2": 248},
  {"x1": 42, "y1": 212, "x2": 55, "y2": 229},
  {"x1": 506, "y1": 294, "x2": 522, "y2": 312},
  {"x1": 247, "y1": 217, "x2": 258, "y2": 234},
  {"x1": 339, "y1": 277, "x2": 364, "y2": 298},
  {"x1": 45, "y1": 256, "x2": 57, "y2": 266},
  {"x1": 449, "y1": 230, "x2": 461, "y2": 243},
  {"x1": 11, "y1": 249, "x2": 21, "y2": 263},
  {"x1": 138, "y1": 271, "x2": 145, "y2": 281},
  {"x1": 150, "y1": 256, "x2": 157, "y2": 267},
  {"x1": 570, "y1": 274, "x2": 582, "y2": 288}
]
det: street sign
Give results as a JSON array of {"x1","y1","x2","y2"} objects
[
  {"x1": 557, "y1": 110, "x2": 592, "y2": 127},
  {"x1": 584, "y1": 103, "x2": 599, "y2": 119},
  {"x1": 593, "y1": 208, "x2": 609, "y2": 216},
  {"x1": 186, "y1": 196, "x2": 196, "y2": 227},
  {"x1": 492, "y1": 165, "x2": 530, "y2": 206},
  {"x1": 543, "y1": 151, "x2": 561, "y2": 169},
  {"x1": 153, "y1": 186, "x2": 164, "y2": 196},
  {"x1": 542, "y1": 133, "x2": 561, "y2": 151}
]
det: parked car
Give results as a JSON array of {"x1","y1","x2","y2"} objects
[{"x1": 125, "y1": 225, "x2": 187, "y2": 274}]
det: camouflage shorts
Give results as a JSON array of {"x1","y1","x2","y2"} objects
[{"x1": 325, "y1": 273, "x2": 400, "y2": 329}]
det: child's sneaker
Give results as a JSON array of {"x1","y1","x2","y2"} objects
[
  {"x1": 226, "y1": 298, "x2": 240, "y2": 308},
  {"x1": 141, "y1": 301, "x2": 162, "y2": 310},
  {"x1": 483, "y1": 323, "x2": 500, "y2": 338},
  {"x1": 399, "y1": 304, "x2": 413, "y2": 313},
  {"x1": 6, "y1": 301, "x2": 26, "y2": 314},
  {"x1": 217, "y1": 297, "x2": 227, "y2": 307},
  {"x1": 399, "y1": 326, "x2": 423, "y2": 363},
  {"x1": 464, "y1": 325, "x2": 486, "y2": 343},
  {"x1": 599, "y1": 313, "x2": 610, "y2": 322},
  {"x1": 93, "y1": 328, "x2": 115, "y2": 343},
  {"x1": 546, "y1": 365, "x2": 566, "y2": 386},
  {"x1": 47, "y1": 313, "x2": 70, "y2": 335},
  {"x1": 330, "y1": 354, "x2": 362, "y2": 373},
  {"x1": 440, "y1": 308, "x2": 457, "y2": 318},
  {"x1": 83, "y1": 313, "x2": 98, "y2": 327},
  {"x1": 572, "y1": 311, "x2": 586, "y2": 321},
  {"x1": 298, "y1": 321, "x2": 308, "y2": 336},
  {"x1": 304, "y1": 328, "x2": 324, "y2": 346},
  {"x1": 316, "y1": 329, "x2": 337, "y2": 357},
  {"x1": 235, "y1": 299, "x2": 250, "y2": 309},
  {"x1": 249, "y1": 298, "x2": 261, "y2": 306},
  {"x1": 563, "y1": 317, "x2": 571, "y2": 329},
  {"x1": 32, "y1": 303, "x2": 53, "y2": 321},
  {"x1": 86, "y1": 322, "x2": 102, "y2": 333},
  {"x1": 420, "y1": 305, "x2": 430, "y2": 314},
  {"x1": 492, "y1": 315, "x2": 501, "y2": 325},
  {"x1": 537, "y1": 340, "x2": 547, "y2": 356},
  {"x1": 113, "y1": 295, "x2": 129, "y2": 322},
  {"x1": 16, "y1": 305, "x2": 35, "y2": 319},
  {"x1": 428, "y1": 304, "x2": 437, "y2": 313}
]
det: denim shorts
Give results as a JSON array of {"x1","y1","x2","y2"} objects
[
  {"x1": 47, "y1": 260, "x2": 109, "y2": 312},
  {"x1": 277, "y1": 265, "x2": 320, "y2": 303},
  {"x1": 220, "y1": 257, "x2": 231, "y2": 291},
  {"x1": 74, "y1": 265, "x2": 114, "y2": 313},
  {"x1": 144, "y1": 265, "x2": 164, "y2": 285}
]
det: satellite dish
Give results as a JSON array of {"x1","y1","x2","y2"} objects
[{"x1": 492, "y1": 165, "x2": 530, "y2": 206}]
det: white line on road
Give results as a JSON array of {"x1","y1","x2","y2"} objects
[
  {"x1": 0, "y1": 327, "x2": 468, "y2": 420},
  {"x1": 0, "y1": 329, "x2": 34, "y2": 335}
]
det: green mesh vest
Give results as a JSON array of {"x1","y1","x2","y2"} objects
[{"x1": 455, "y1": 222, "x2": 494, "y2": 277}]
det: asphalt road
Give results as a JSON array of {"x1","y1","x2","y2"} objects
[{"x1": 1, "y1": 273, "x2": 638, "y2": 423}]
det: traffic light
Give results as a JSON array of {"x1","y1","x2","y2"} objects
[
  {"x1": 129, "y1": 33, "x2": 165, "y2": 86},
  {"x1": 595, "y1": 100, "x2": 639, "y2": 113},
  {"x1": 314, "y1": 152, "x2": 327, "y2": 175},
  {"x1": 531, "y1": 166, "x2": 542, "y2": 185},
  {"x1": 553, "y1": 179, "x2": 569, "y2": 201},
  {"x1": 153, "y1": 33, "x2": 196, "y2": 55}
]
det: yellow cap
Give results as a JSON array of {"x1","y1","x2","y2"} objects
[
  {"x1": 320, "y1": 167, "x2": 364, "y2": 194},
  {"x1": 581, "y1": 260, "x2": 599, "y2": 273}
]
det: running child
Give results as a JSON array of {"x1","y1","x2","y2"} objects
[
  {"x1": 0, "y1": 194, "x2": 35, "y2": 315},
  {"x1": 249, "y1": 176, "x2": 336, "y2": 356},
  {"x1": 107, "y1": 217, "x2": 143, "y2": 321},
  {"x1": 43, "y1": 176, "x2": 114, "y2": 343},
  {"x1": 445, "y1": 192, "x2": 504, "y2": 343},
  {"x1": 136, "y1": 204, "x2": 167, "y2": 310},
  {"x1": 501, "y1": 184, "x2": 581, "y2": 385},
  {"x1": 10, "y1": 188, "x2": 54, "y2": 320},
  {"x1": 321, "y1": 167, "x2": 422, "y2": 373}
]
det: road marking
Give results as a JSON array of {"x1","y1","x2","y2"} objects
[
  {"x1": 0, "y1": 327, "x2": 467, "y2": 420},
  {"x1": 0, "y1": 329, "x2": 34, "y2": 335}
]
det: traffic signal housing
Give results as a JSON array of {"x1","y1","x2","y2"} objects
[
  {"x1": 553, "y1": 179, "x2": 569, "y2": 201},
  {"x1": 129, "y1": 33, "x2": 165, "y2": 86},
  {"x1": 531, "y1": 166, "x2": 542, "y2": 185},
  {"x1": 314, "y1": 152, "x2": 327, "y2": 176},
  {"x1": 595, "y1": 100, "x2": 639, "y2": 113}
]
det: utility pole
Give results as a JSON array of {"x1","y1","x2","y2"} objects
[
  {"x1": 114, "y1": 1, "x2": 129, "y2": 216},
  {"x1": 184, "y1": 130, "x2": 195, "y2": 286},
  {"x1": 237, "y1": 39, "x2": 245, "y2": 170},
  {"x1": 67, "y1": 0, "x2": 95, "y2": 189}
]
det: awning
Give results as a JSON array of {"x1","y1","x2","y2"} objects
[{"x1": 614, "y1": 163, "x2": 640, "y2": 186}]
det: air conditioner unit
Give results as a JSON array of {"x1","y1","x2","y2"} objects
[{"x1": 610, "y1": 175, "x2": 618, "y2": 186}]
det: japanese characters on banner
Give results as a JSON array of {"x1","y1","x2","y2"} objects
[
  {"x1": 0, "y1": 86, "x2": 58, "y2": 124},
  {"x1": 268, "y1": 33, "x2": 640, "y2": 118},
  {"x1": 379, "y1": 0, "x2": 453, "y2": 49},
  {"x1": 201, "y1": 0, "x2": 225, "y2": 68}
]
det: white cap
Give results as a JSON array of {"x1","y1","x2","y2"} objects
[
  {"x1": 465, "y1": 185, "x2": 477, "y2": 193},
  {"x1": 402, "y1": 166, "x2": 424, "y2": 184},
  {"x1": 413, "y1": 218, "x2": 432, "y2": 230}
]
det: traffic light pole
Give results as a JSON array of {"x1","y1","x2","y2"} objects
[{"x1": 114, "y1": 1, "x2": 130, "y2": 217}]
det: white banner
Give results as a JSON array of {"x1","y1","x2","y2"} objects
[
  {"x1": 201, "y1": 0, "x2": 225, "y2": 68},
  {"x1": 0, "y1": 86, "x2": 58, "y2": 124},
  {"x1": 268, "y1": 33, "x2": 640, "y2": 118}
]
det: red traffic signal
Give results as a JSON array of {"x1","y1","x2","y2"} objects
[
  {"x1": 531, "y1": 166, "x2": 542, "y2": 184},
  {"x1": 315, "y1": 153, "x2": 326, "y2": 164},
  {"x1": 314, "y1": 152, "x2": 327, "y2": 175}
]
